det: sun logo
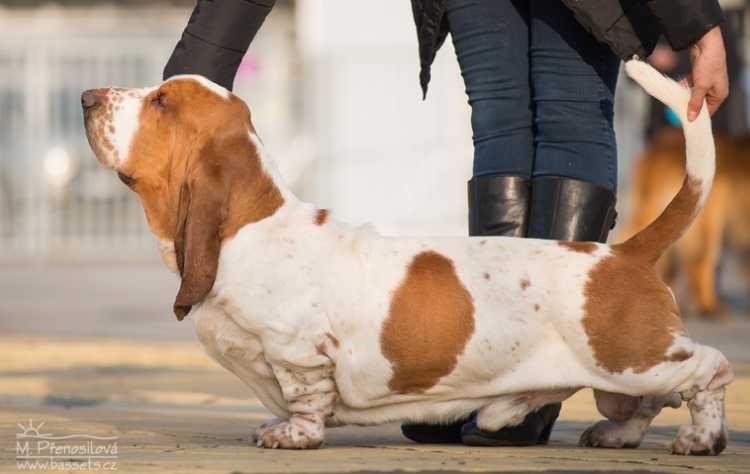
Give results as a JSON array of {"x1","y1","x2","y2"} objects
[{"x1": 16, "y1": 419, "x2": 51, "y2": 438}]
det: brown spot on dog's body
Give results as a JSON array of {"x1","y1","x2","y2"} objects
[
  {"x1": 581, "y1": 250, "x2": 687, "y2": 374},
  {"x1": 559, "y1": 241, "x2": 598, "y2": 254},
  {"x1": 315, "y1": 209, "x2": 329, "y2": 226},
  {"x1": 381, "y1": 251, "x2": 475, "y2": 393},
  {"x1": 520, "y1": 279, "x2": 530, "y2": 290},
  {"x1": 534, "y1": 304, "x2": 540, "y2": 312},
  {"x1": 483, "y1": 272, "x2": 491, "y2": 280}
]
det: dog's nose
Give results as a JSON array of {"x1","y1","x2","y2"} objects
[{"x1": 81, "y1": 90, "x2": 101, "y2": 111}]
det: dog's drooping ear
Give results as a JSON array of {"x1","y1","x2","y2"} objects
[
  {"x1": 173, "y1": 159, "x2": 227, "y2": 321},
  {"x1": 170, "y1": 128, "x2": 285, "y2": 320}
]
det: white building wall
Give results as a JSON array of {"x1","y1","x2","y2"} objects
[
  {"x1": 295, "y1": 0, "x2": 473, "y2": 237},
  {"x1": 292, "y1": 1, "x2": 651, "y2": 238}
]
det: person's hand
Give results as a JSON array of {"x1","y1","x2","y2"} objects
[{"x1": 685, "y1": 26, "x2": 728, "y2": 121}]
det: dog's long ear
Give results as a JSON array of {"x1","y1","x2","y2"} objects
[{"x1": 173, "y1": 158, "x2": 228, "y2": 321}]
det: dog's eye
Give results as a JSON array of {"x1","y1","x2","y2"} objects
[
  {"x1": 118, "y1": 172, "x2": 135, "y2": 187},
  {"x1": 152, "y1": 91, "x2": 167, "y2": 109}
]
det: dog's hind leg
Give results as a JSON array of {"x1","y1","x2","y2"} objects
[
  {"x1": 582, "y1": 345, "x2": 733, "y2": 455},
  {"x1": 580, "y1": 393, "x2": 681, "y2": 449},
  {"x1": 671, "y1": 356, "x2": 733, "y2": 455}
]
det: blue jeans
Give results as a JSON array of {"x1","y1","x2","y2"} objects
[{"x1": 446, "y1": 0, "x2": 621, "y2": 191}]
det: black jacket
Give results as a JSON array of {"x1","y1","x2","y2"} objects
[
  {"x1": 413, "y1": 0, "x2": 724, "y2": 97},
  {"x1": 164, "y1": 0, "x2": 276, "y2": 91},
  {"x1": 165, "y1": 0, "x2": 723, "y2": 96}
]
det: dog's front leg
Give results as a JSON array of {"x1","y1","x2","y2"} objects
[{"x1": 253, "y1": 362, "x2": 336, "y2": 449}]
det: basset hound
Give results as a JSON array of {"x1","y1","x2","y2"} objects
[{"x1": 81, "y1": 61, "x2": 733, "y2": 454}]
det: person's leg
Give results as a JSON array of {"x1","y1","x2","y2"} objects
[
  {"x1": 447, "y1": 0, "x2": 535, "y2": 238},
  {"x1": 450, "y1": 0, "x2": 621, "y2": 449},
  {"x1": 404, "y1": 0, "x2": 558, "y2": 446},
  {"x1": 526, "y1": 0, "x2": 621, "y2": 241},
  {"x1": 529, "y1": 0, "x2": 620, "y2": 192},
  {"x1": 449, "y1": 0, "x2": 532, "y2": 178}
]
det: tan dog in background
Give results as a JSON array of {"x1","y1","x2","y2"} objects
[{"x1": 621, "y1": 129, "x2": 750, "y2": 318}]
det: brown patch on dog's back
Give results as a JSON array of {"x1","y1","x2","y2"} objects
[
  {"x1": 520, "y1": 279, "x2": 530, "y2": 290},
  {"x1": 559, "y1": 241, "x2": 597, "y2": 254},
  {"x1": 582, "y1": 250, "x2": 687, "y2": 374},
  {"x1": 381, "y1": 251, "x2": 475, "y2": 393},
  {"x1": 315, "y1": 209, "x2": 329, "y2": 226}
]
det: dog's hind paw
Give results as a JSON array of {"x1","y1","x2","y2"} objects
[
  {"x1": 579, "y1": 420, "x2": 643, "y2": 449},
  {"x1": 670, "y1": 424, "x2": 727, "y2": 456}
]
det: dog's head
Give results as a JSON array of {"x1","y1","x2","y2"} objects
[{"x1": 81, "y1": 76, "x2": 284, "y2": 320}]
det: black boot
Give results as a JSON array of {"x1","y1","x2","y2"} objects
[
  {"x1": 461, "y1": 403, "x2": 562, "y2": 447},
  {"x1": 468, "y1": 174, "x2": 530, "y2": 237},
  {"x1": 401, "y1": 174, "x2": 530, "y2": 445},
  {"x1": 460, "y1": 175, "x2": 617, "y2": 447},
  {"x1": 527, "y1": 176, "x2": 617, "y2": 242}
]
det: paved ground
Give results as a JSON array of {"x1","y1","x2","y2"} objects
[{"x1": 1, "y1": 264, "x2": 749, "y2": 473}]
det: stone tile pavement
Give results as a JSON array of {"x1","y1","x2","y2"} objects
[{"x1": 0, "y1": 264, "x2": 748, "y2": 473}]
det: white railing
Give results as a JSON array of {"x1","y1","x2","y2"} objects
[
  {"x1": 0, "y1": 5, "x2": 297, "y2": 260},
  {"x1": 0, "y1": 35, "x2": 176, "y2": 259}
]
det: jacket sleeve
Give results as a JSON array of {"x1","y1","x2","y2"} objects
[
  {"x1": 645, "y1": 0, "x2": 724, "y2": 51},
  {"x1": 561, "y1": 0, "x2": 662, "y2": 60},
  {"x1": 163, "y1": 0, "x2": 276, "y2": 91}
]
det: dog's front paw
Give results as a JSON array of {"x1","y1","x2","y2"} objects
[
  {"x1": 670, "y1": 424, "x2": 727, "y2": 456},
  {"x1": 579, "y1": 420, "x2": 643, "y2": 449},
  {"x1": 253, "y1": 420, "x2": 323, "y2": 449},
  {"x1": 252, "y1": 417, "x2": 283, "y2": 444}
]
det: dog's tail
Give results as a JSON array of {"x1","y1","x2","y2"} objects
[{"x1": 616, "y1": 60, "x2": 715, "y2": 264}]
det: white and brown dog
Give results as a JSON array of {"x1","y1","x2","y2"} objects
[{"x1": 82, "y1": 61, "x2": 732, "y2": 454}]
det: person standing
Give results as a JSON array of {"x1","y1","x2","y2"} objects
[{"x1": 164, "y1": 0, "x2": 728, "y2": 447}]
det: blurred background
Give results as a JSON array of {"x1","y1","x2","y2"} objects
[{"x1": 1, "y1": 3, "x2": 750, "y2": 470}]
